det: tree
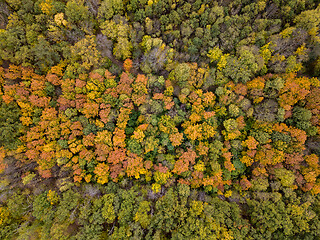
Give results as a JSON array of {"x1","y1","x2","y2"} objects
[
  {"x1": 71, "y1": 35, "x2": 101, "y2": 71},
  {"x1": 65, "y1": 0, "x2": 89, "y2": 24},
  {"x1": 173, "y1": 149, "x2": 197, "y2": 175},
  {"x1": 32, "y1": 36, "x2": 60, "y2": 73},
  {"x1": 0, "y1": 100, "x2": 22, "y2": 150},
  {"x1": 94, "y1": 163, "x2": 110, "y2": 184}
]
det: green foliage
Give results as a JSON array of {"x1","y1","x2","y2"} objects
[
  {"x1": 274, "y1": 168, "x2": 295, "y2": 187},
  {"x1": 0, "y1": 101, "x2": 22, "y2": 150},
  {"x1": 118, "y1": 189, "x2": 138, "y2": 225},
  {"x1": 101, "y1": 193, "x2": 116, "y2": 223},
  {"x1": 127, "y1": 138, "x2": 142, "y2": 155},
  {"x1": 65, "y1": 0, "x2": 89, "y2": 24},
  {"x1": 223, "y1": 118, "x2": 238, "y2": 132},
  {"x1": 293, "y1": 106, "x2": 312, "y2": 122},
  {"x1": 55, "y1": 190, "x2": 80, "y2": 223},
  {"x1": 32, "y1": 36, "x2": 60, "y2": 73},
  {"x1": 174, "y1": 63, "x2": 191, "y2": 87},
  {"x1": 33, "y1": 192, "x2": 54, "y2": 223}
]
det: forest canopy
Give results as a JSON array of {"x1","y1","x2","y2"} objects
[{"x1": 1, "y1": 0, "x2": 320, "y2": 239}]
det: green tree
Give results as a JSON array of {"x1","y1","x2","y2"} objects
[
  {"x1": 65, "y1": 0, "x2": 89, "y2": 24},
  {"x1": 0, "y1": 101, "x2": 22, "y2": 150}
]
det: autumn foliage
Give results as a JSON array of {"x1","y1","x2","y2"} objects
[{"x1": 0, "y1": 63, "x2": 319, "y2": 198}]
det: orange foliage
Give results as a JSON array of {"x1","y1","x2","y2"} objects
[
  {"x1": 202, "y1": 91, "x2": 215, "y2": 107},
  {"x1": 31, "y1": 78, "x2": 45, "y2": 92},
  {"x1": 20, "y1": 66, "x2": 34, "y2": 81},
  {"x1": 79, "y1": 148, "x2": 94, "y2": 162},
  {"x1": 94, "y1": 163, "x2": 110, "y2": 184},
  {"x1": 73, "y1": 170, "x2": 84, "y2": 183},
  {"x1": 99, "y1": 108, "x2": 110, "y2": 123},
  {"x1": 105, "y1": 69, "x2": 115, "y2": 79},
  {"x1": 196, "y1": 141, "x2": 209, "y2": 155},
  {"x1": 123, "y1": 59, "x2": 133, "y2": 72},
  {"x1": 246, "y1": 77, "x2": 265, "y2": 103},
  {"x1": 183, "y1": 123, "x2": 202, "y2": 141},
  {"x1": 288, "y1": 127, "x2": 307, "y2": 151},
  {"x1": 203, "y1": 111, "x2": 215, "y2": 120},
  {"x1": 95, "y1": 143, "x2": 111, "y2": 161},
  {"x1": 82, "y1": 102, "x2": 99, "y2": 118},
  {"x1": 279, "y1": 74, "x2": 312, "y2": 110},
  {"x1": 144, "y1": 160, "x2": 153, "y2": 170},
  {"x1": 75, "y1": 78, "x2": 86, "y2": 89},
  {"x1": 189, "y1": 112, "x2": 202, "y2": 123},
  {"x1": 116, "y1": 107, "x2": 131, "y2": 129},
  {"x1": 234, "y1": 83, "x2": 248, "y2": 96},
  {"x1": 169, "y1": 132, "x2": 184, "y2": 147},
  {"x1": 82, "y1": 133, "x2": 95, "y2": 147},
  {"x1": 242, "y1": 136, "x2": 259, "y2": 150},
  {"x1": 29, "y1": 95, "x2": 50, "y2": 108},
  {"x1": 5, "y1": 64, "x2": 22, "y2": 80},
  {"x1": 61, "y1": 79, "x2": 76, "y2": 99},
  {"x1": 285, "y1": 153, "x2": 304, "y2": 168},
  {"x1": 173, "y1": 149, "x2": 197, "y2": 175},
  {"x1": 222, "y1": 150, "x2": 235, "y2": 171},
  {"x1": 41, "y1": 108, "x2": 57, "y2": 121},
  {"x1": 154, "y1": 163, "x2": 169, "y2": 173},
  {"x1": 306, "y1": 88, "x2": 320, "y2": 125},
  {"x1": 113, "y1": 128, "x2": 126, "y2": 148},
  {"x1": 240, "y1": 177, "x2": 252, "y2": 190},
  {"x1": 252, "y1": 166, "x2": 268, "y2": 177},
  {"x1": 46, "y1": 73, "x2": 61, "y2": 86},
  {"x1": 201, "y1": 122, "x2": 216, "y2": 140},
  {"x1": 117, "y1": 72, "x2": 134, "y2": 95},
  {"x1": 57, "y1": 97, "x2": 75, "y2": 111},
  {"x1": 109, "y1": 164, "x2": 124, "y2": 181},
  {"x1": 236, "y1": 116, "x2": 246, "y2": 130},
  {"x1": 224, "y1": 159, "x2": 235, "y2": 172},
  {"x1": 108, "y1": 148, "x2": 126, "y2": 165},
  {"x1": 39, "y1": 168, "x2": 52, "y2": 178},
  {"x1": 3, "y1": 84, "x2": 18, "y2": 103},
  {"x1": 89, "y1": 71, "x2": 104, "y2": 82},
  {"x1": 108, "y1": 148, "x2": 127, "y2": 181},
  {"x1": 191, "y1": 171, "x2": 204, "y2": 188},
  {"x1": 2, "y1": 94, "x2": 14, "y2": 104},
  {"x1": 0, "y1": 147, "x2": 6, "y2": 173},
  {"x1": 131, "y1": 94, "x2": 146, "y2": 106},
  {"x1": 305, "y1": 154, "x2": 319, "y2": 169},
  {"x1": 153, "y1": 93, "x2": 164, "y2": 100},
  {"x1": 124, "y1": 153, "x2": 144, "y2": 178},
  {"x1": 132, "y1": 74, "x2": 148, "y2": 106},
  {"x1": 241, "y1": 155, "x2": 254, "y2": 167},
  {"x1": 49, "y1": 63, "x2": 65, "y2": 77},
  {"x1": 247, "y1": 77, "x2": 265, "y2": 90},
  {"x1": 164, "y1": 96, "x2": 174, "y2": 110},
  {"x1": 3, "y1": 63, "x2": 320, "y2": 192}
]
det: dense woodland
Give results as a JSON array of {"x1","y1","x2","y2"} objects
[{"x1": 1, "y1": 0, "x2": 320, "y2": 239}]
